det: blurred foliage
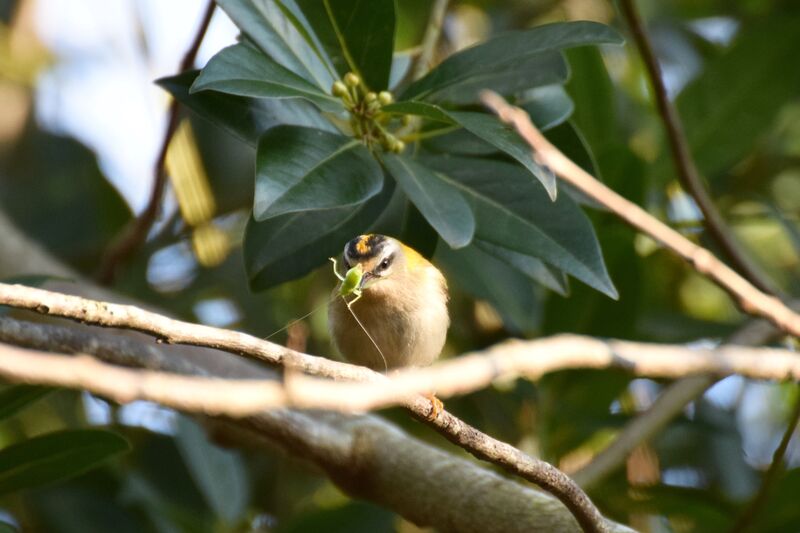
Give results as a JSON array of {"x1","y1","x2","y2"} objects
[{"x1": 0, "y1": 0, "x2": 800, "y2": 532}]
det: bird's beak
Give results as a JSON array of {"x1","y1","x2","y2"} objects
[{"x1": 359, "y1": 271, "x2": 374, "y2": 290}]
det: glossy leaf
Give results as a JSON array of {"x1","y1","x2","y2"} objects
[
  {"x1": 423, "y1": 156, "x2": 617, "y2": 298},
  {"x1": 245, "y1": 180, "x2": 394, "y2": 289},
  {"x1": 381, "y1": 101, "x2": 455, "y2": 124},
  {"x1": 0, "y1": 429, "x2": 130, "y2": 494},
  {"x1": 158, "y1": 71, "x2": 335, "y2": 146},
  {"x1": 298, "y1": 0, "x2": 396, "y2": 90},
  {"x1": 449, "y1": 111, "x2": 558, "y2": 200},
  {"x1": 382, "y1": 154, "x2": 475, "y2": 248},
  {"x1": 254, "y1": 126, "x2": 383, "y2": 220},
  {"x1": 401, "y1": 21, "x2": 624, "y2": 103},
  {"x1": 175, "y1": 416, "x2": 249, "y2": 524},
  {"x1": 517, "y1": 84, "x2": 575, "y2": 132},
  {"x1": 215, "y1": 0, "x2": 335, "y2": 91},
  {"x1": 384, "y1": 103, "x2": 557, "y2": 199},
  {"x1": 474, "y1": 240, "x2": 568, "y2": 295},
  {"x1": 191, "y1": 42, "x2": 343, "y2": 113},
  {"x1": 436, "y1": 243, "x2": 541, "y2": 334},
  {"x1": 0, "y1": 385, "x2": 51, "y2": 421}
]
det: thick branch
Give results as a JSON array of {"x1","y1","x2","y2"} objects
[
  {"x1": 0, "y1": 287, "x2": 607, "y2": 533},
  {"x1": 0, "y1": 319, "x2": 629, "y2": 533},
  {"x1": 618, "y1": 0, "x2": 775, "y2": 295},
  {"x1": 480, "y1": 92, "x2": 800, "y2": 338}
]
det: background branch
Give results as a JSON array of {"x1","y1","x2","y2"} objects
[
  {"x1": 731, "y1": 391, "x2": 800, "y2": 533},
  {"x1": 619, "y1": 0, "x2": 776, "y2": 295},
  {"x1": 95, "y1": 0, "x2": 216, "y2": 285},
  {"x1": 574, "y1": 312, "x2": 785, "y2": 489},
  {"x1": 411, "y1": 0, "x2": 449, "y2": 80}
]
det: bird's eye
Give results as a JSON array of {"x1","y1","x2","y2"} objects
[{"x1": 377, "y1": 255, "x2": 393, "y2": 272}]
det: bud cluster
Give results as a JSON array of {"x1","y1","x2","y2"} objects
[{"x1": 331, "y1": 72, "x2": 405, "y2": 154}]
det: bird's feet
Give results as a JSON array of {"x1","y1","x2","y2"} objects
[{"x1": 424, "y1": 392, "x2": 443, "y2": 420}]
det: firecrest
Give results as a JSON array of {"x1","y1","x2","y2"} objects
[{"x1": 328, "y1": 234, "x2": 449, "y2": 372}]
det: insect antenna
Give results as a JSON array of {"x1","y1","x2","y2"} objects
[
  {"x1": 344, "y1": 296, "x2": 388, "y2": 372},
  {"x1": 263, "y1": 297, "x2": 334, "y2": 341}
]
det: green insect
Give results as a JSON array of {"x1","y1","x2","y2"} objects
[
  {"x1": 329, "y1": 256, "x2": 387, "y2": 370},
  {"x1": 329, "y1": 257, "x2": 364, "y2": 306}
]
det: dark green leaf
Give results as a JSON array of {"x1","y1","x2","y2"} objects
[
  {"x1": 436, "y1": 243, "x2": 541, "y2": 334},
  {"x1": 245, "y1": 179, "x2": 394, "y2": 290},
  {"x1": 0, "y1": 385, "x2": 52, "y2": 421},
  {"x1": 254, "y1": 126, "x2": 383, "y2": 219},
  {"x1": 297, "y1": 0, "x2": 395, "y2": 90},
  {"x1": 474, "y1": 240, "x2": 568, "y2": 295},
  {"x1": 564, "y1": 46, "x2": 617, "y2": 163},
  {"x1": 381, "y1": 101, "x2": 455, "y2": 124},
  {"x1": 448, "y1": 111, "x2": 557, "y2": 200},
  {"x1": 215, "y1": 0, "x2": 336, "y2": 90},
  {"x1": 517, "y1": 84, "x2": 575, "y2": 131},
  {"x1": 175, "y1": 416, "x2": 249, "y2": 524},
  {"x1": 546, "y1": 122, "x2": 605, "y2": 209},
  {"x1": 423, "y1": 156, "x2": 617, "y2": 298},
  {"x1": 191, "y1": 42, "x2": 343, "y2": 113},
  {"x1": 158, "y1": 71, "x2": 335, "y2": 146},
  {"x1": 0, "y1": 429, "x2": 130, "y2": 494},
  {"x1": 383, "y1": 103, "x2": 557, "y2": 199},
  {"x1": 401, "y1": 21, "x2": 624, "y2": 103},
  {"x1": 382, "y1": 154, "x2": 475, "y2": 248},
  {"x1": 0, "y1": 521, "x2": 15, "y2": 533},
  {"x1": 675, "y1": 17, "x2": 800, "y2": 178}
]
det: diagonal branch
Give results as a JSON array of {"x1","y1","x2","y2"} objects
[
  {"x1": 96, "y1": 0, "x2": 216, "y2": 285},
  {"x1": 480, "y1": 91, "x2": 800, "y2": 338},
  {"x1": 731, "y1": 390, "x2": 800, "y2": 533},
  {"x1": 618, "y1": 0, "x2": 776, "y2": 295}
]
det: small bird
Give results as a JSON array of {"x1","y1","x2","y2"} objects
[{"x1": 328, "y1": 234, "x2": 449, "y2": 416}]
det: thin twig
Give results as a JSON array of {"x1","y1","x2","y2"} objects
[
  {"x1": 574, "y1": 312, "x2": 786, "y2": 489},
  {"x1": 411, "y1": 0, "x2": 449, "y2": 81},
  {"x1": 618, "y1": 0, "x2": 776, "y2": 295},
  {"x1": 480, "y1": 91, "x2": 800, "y2": 338},
  {"x1": 2, "y1": 310, "x2": 800, "y2": 414},
  {"x1": 96, "y1": 0, "x2": 216, "y2": 285},
  {"x1": 731, "y1": 391, "x2": 800, "y2": 533}
]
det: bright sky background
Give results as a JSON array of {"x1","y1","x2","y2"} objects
[{"x1": 33, "y1": 0, "x2": 237, "y2": 212}]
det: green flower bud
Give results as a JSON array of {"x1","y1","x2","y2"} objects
[
  {"x1": 344, "y1": 72, "x2": 361, "y2": 87},
  {"x1": 332, "y1": 81, "x2": 348, "y2": 97},
  {"x1": 378, "y1": 91, "x2": 393, "y2": 105},
  {"x1": 393, "y1": 140, "x2": 406, "y2": 153},
  {"x1": 365, "y1": 92, "x2": 377, "y2": 103}
]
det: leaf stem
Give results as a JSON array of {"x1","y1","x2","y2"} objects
[
  {"x1": 399, "y1": 125, "x2": 458, "y2": 142},
  {"x1": 411, "y1": 0, "x2": 449, "y2": 81}
]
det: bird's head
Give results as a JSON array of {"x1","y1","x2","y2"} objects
[{"x1": 341, "y1": 234, "x2": 415, "y2": 290}]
